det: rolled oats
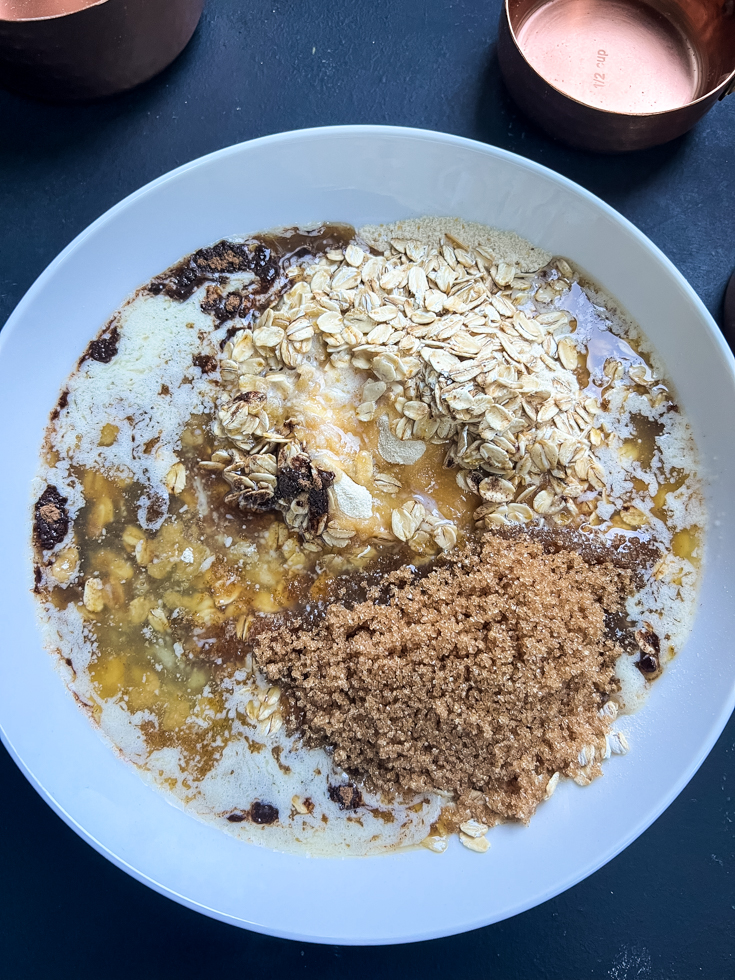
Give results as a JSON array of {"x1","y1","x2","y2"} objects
[
  {"x1": 544, "y1": 772, "x2": 560, "y2": 799},
  {"x1": 148, "y1": 606, "x2": 170, "y2": 632},
  {"x1": 607, "y1": 731, "x2": 629, "y2": 755},
  {"x1": 83, "y1": 577, "x2": 105, "y2": 613},
  {"x1": 391, "y1": 500, "x2": 426, "y2": 542},
  {"x1": 374, "y1": 472, "x2": 402, "y2": 494},
  {"x1": 164, "y1": 461, "x2": 187, "y2": 495},
  {"x1": 459, "y1": 832, "x2": 490, "y2": 853},
  {"x1": 459, "y1": 819, "x2": 490, "y2": 838},
  {"x1": 433, "y1": 523, "x2": 458, "y2": 551}
]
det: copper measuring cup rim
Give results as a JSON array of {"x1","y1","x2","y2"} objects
[
  {"x1": 503, "y1": 0, "x2": 735, "y2": 119},
  {"x1": 0, "y1": 1, "x2": 112, "y2": 23}
]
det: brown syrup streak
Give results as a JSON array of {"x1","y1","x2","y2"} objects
[{"x1": 145, "y1": 224, "x2": 356, "y2": 345}]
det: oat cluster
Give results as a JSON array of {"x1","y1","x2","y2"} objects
[
  {"x1": 255, "y1": 532, "x2": 633, "y2": 826},
  {"x1": 201, "y1": 229, "x2": 662, "y2": 558}
]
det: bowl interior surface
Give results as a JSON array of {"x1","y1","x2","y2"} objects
[{"x1": 1, "y1": 126, "x2": 733, "y2": 944}]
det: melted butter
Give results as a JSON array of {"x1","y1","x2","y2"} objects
[
  {"x1": 672, "y1": 527, "x2": 700, "y2": 561},
  {"x1": 558, "y1": 282, "x2": 654, "y2": 395},
  {"x1": 287, "y1": 357, "x2": 477, "y2": 541}
]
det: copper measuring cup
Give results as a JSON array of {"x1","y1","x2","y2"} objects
[
  {"x1": 0, "y1": 0, "x2": 204, "y2": 101},
  {"x1": 498, "y1": 0, "x2": 735, "y2": 152}
]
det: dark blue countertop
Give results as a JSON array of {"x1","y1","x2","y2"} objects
[{"x1": 1, "y1": 2, "x2": 733, "y2": 976}]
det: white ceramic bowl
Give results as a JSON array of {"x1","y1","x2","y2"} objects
[{"x1": 1, "y1": 126, "x2": 733, "y2": 945}]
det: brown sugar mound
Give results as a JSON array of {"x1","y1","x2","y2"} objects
[{"x1": 254, "y1": 533, "x2": 634, "y2": 825}]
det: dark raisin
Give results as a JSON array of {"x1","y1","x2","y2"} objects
[
  {"x1": 250, "y1": 801, "x2": 279, "y2": 824},
  {"x1": 199, "y1": 284, "x2": 224, "y2": 316},
  {"x1": 145, "y1": 495, "x2": 167, "y2": 526},
  {"x1": 192, "y1": 354, "x2": 217, "y2": 374},
  {"x1": 34, "y1": 485, "x2": 69, "y2": 550},
  {"x1": 193, "y1": 241, "x2": 254, "y2": 276},
  {"x1": 316, "y1": 468, "x2": 335, "y2": 490},
  {"x1": 226, "y1": 811, "x2": 247, "y2": 823},
  {"x1": 634, "y1": 627, "x2": 660, "y2": 674},
  {"x1": 223, "y1": 291, "x2": 243, "y2": 318},
  {"x1": 85, "y1": 326, "x2": 119, "y2": 363},
  {"x1": 328, "y1": 783, "x2": 363, "y2": 811},
  {"x1": 637, "y1": 654, "x2": 660, "y2": 675},
  {"x1": 249, "y1": 243, "x2": 278, "y2": 288}
]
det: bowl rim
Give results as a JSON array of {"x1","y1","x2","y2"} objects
[{"x1": 1, "y1": 124, "x2": 734, "y2": 944}]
